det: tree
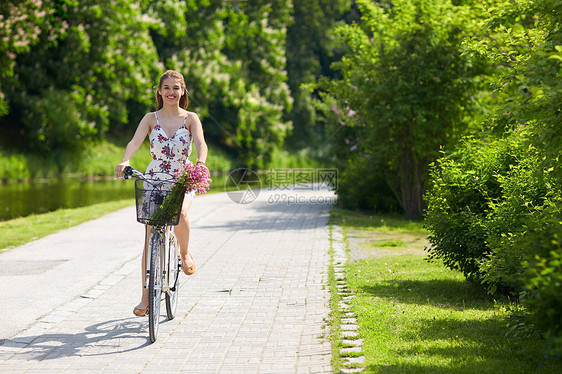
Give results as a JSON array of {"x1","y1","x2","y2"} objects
[
  {"x1": 285, "y1": 0, "x2": 351, "y2": 151},
  {"x1": 149, "y1": 0, "x2": 293, "y2": 169},
  {"x1": 0, "y1": 0, "x2": 66, "y2": 116},
  {"x1": 1, "y1": 0, "x2": 161, "y2": 170},
  {"x1": 220, "y1": 0, "x2": 293, "y2": 168},
  {"x1": 1, "y1": 0, "x2": 305, "y2": 171},
  {"x1": 317, "y1": 0, "x2": 485, "y2": 217}
]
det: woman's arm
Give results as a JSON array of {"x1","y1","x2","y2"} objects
[
  {"x1": 114, "y1": 114, "x2": 152, "y2": 178},
  {"x1": 190, "y1": 113, "x2": 208, "y2": 165}
]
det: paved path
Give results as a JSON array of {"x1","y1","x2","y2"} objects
[{"x1": 0, "y1": 186, "x2": 335, "y2": 373}]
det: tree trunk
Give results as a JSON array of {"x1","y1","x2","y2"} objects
[{"x1": 398, "y1": 149, "x2": 425, "y2": 219}]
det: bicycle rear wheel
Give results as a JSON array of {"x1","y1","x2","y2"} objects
[
  {"x1": 165, "y1": 229, "x2": 180, "y2": 319},
  {"x1": 148, "y1": 229, "x2": 163, "y2": 343}
]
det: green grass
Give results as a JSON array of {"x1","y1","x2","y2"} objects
[
  {"x1": 269, "y1": 147, "x2": 324, "y2": 169},
  {"x1": 0, "y1": 149, "x2": 59, "y2": 180},
  {"x1": 331, "y1": 207, "x2": 428, "y2": 234},
  {"x1": 370, "y1": 239, "x2": 406, "y2": 247},
  {"x1": 0, "y1": 139, "x2": 236, "y2": 180},
  {"x1": 0, "y1": 199, "x2": 134, "y2": 252},
  {"x1": 348, "y1": 256, "x2": 559, "y2": 373},
  {"x1": 330, "y1": 209, "x2": 560, "y2": 373}
]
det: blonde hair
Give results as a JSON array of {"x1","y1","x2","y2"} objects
[{"x1": 156, "y1": 70, "x2": 189, "y2": 110}]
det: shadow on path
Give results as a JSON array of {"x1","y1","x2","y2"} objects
[
  {"x1": 4, "y1": 318, "x2": 153, "y2": 360},
  {"x1": 197, "y1": 200, "x2": 332, "y2": 232}
]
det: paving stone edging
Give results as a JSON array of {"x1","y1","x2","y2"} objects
[{"x1": 331, "y1": 225, "x2": 366, "y2": 373}]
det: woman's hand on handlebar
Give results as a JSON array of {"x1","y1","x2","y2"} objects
[{"x1": 114, "y1": 161, "x2": 130, "y2": 179}]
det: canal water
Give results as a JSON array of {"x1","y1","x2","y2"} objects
[
  {"x1": 0, "y1": 174, "x2": 230, "y2": 221},
  {"x1": 0, "y1": 178, "x2": 133, "y2": 221}
]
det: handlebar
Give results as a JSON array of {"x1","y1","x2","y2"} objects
[
  {"x1": 123, "y1": 166, "x2": 152, "y2": 182},
  {"x1": 123, "y1": 165, "x2": 136, "y2": 179},
  {"x1": 121, "y1": 166, "x2": 175, "y2": 188}
]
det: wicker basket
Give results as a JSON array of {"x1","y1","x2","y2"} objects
[{"x1": 134, "y1": 178, "x2": 183, "y2": 226}]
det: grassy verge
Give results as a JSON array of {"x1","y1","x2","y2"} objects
[
  {"x1": 330, "y1": 208, "x2": 560, "y2": 373},
  {"x1": 0, "y1": 199, "x2": 134, "y2": 252},
  {"x1": 1, "y1": 141, "x2": 320, "y2": 181},
  {"x1": 330, "y1": 208, "x2": 427, "y2": 234}
]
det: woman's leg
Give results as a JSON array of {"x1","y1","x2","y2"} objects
[
  {"x1": 134, "y1": 225, "x2": 150, "y2": 314},
  {"x1": 175, "y1": 196, "x2": 194, "y2": 274}
]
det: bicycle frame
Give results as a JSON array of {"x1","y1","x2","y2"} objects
[
  {"x1": 124, "y1": 166, "x2": 181, "y2": 342},
  {"x1": 144, "y1": 224, "x2": 178, "y2": 295}
]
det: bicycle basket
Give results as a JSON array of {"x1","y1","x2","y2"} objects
[{"x1": 134, "y1": 178, "x2": 183, "y2": 226}]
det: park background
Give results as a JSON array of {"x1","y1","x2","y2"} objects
[{"x1": 1, "y1": 0, "x2": 561, "y2": 371}]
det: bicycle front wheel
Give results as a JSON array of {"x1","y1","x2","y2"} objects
[
  {"x1": 148, "y1": 229, "x2": 163, "y2": 343},
  {"x1": 165, "y1": 229, "x2": 180, "y2": 320}
]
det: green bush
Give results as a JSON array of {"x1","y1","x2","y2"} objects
[
  {"x1": 424, "y1": 0, "x2": 562, "y2": 359},
  {"x1": 425, "y1": 129, "x2": 562, "y2": 359},
  {"x1": 478, "y1": 148, "x2": 554, "y2": 294},
  {"x1": 0, "y1": 149, "x2": 59, "y2": 180},
  {"x1": 0, "y1": 152, "x2": 29, "y2": 180},
  {"x1": 424, "y1": 133, "x2": 525, "y2": 281},
  {"x1": 268, "y1": 147, "x2": 321, "y2": 169},
  {"x1": 519, "y1": 206, "x2": 562, "y2": 359}
]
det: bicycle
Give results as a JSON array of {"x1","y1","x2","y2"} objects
[{"x1": 123, "y1": 165, "x2": 184, "y2": 343}]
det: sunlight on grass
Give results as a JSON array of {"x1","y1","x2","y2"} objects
[
  {"x1": 330, "y1": 208, "x2": 560, "y2": 373},
  {"x1": 370, "y1": 239, "x2": 405, "y2": 247},
  {"x1": 330, "y1": 207, "x2": 427, "y2": 234},
  {"x1": 346, "y1": 256, "x2": 560, "y2": 373}
]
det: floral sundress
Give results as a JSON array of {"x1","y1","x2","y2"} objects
[{"x1": 145, "y1": 111, "x2": 195, "y2": 201}]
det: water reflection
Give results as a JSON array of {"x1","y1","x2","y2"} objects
[
  {"x1": 0, "y1": 178, "x2": 132, "y2": 221},
  {"x1": 0, "y1": 174, "x2": 230, "y2": 221}
]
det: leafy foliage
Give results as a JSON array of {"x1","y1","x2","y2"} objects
[
  {"x1": 1, "y1": 0, "x2": 161, "y2": 170},
  {"x1": 316, "y1": 0, "x2": 486, "y2": 217},
  {"x1": 284, "y1": 0, "x2": 352, "y2": 151},
  {"x1": 424, "y1": 0, "x2": 562, "y2": 359},
  {"x1": 0, "y1": 0, "x2": 67, "y2": 116},
  {"x1": 424, "y1": 134, "x2": 524, "y2": 282},
  {"x1": 146, "y1": 0, "x2": 293, "y2": 169},
  {"x1": 0, "y1": 0, "x2": 300, "y2": 171}
]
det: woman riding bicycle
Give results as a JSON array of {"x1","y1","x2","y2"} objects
[{"x1": 114, "y1": 70, "x2": 209, "y2": 317}]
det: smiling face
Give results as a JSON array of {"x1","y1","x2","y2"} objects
[
  {"x1": 158, "y1": 78, "x2": 183, "y2": 106},
  {"x1": 155, "y1": 70, "x2": 189, "y2": 110}
]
